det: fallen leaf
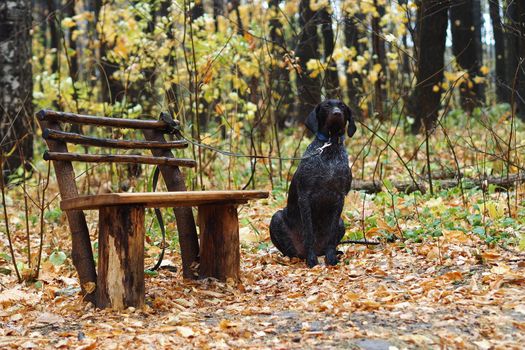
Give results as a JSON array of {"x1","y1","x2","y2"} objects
[
  {"x1": 35, "y1": 312, "x2": 65, "y2": 324},
  {"x1": 176, "y1": 326, "x2": 195, "y2": 338}
]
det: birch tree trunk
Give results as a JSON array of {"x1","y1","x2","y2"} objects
[{"x1": 0, "y1": 0, "x2": 33, "y2": 180}]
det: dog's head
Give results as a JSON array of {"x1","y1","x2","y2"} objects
[{"x1": 305, "y1": 99, "x2": 357, "y2": 139}]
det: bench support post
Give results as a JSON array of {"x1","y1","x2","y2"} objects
[
  {"x1": 96, "y1": 205, "x2": 145, "y2": 309},
  {"x1": 198, "y1": 204, "x2": 240, "y2": 282},
  {"x1": 142, "y1": 129, "x2": 199, "y2": 279},
  {"x1": 38, "y1": 119, "x2": 97, "y2": 303}
]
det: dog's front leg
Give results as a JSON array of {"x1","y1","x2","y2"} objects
[
  {"x1": 298, "y1": 196, "x2": 317, "y2": 267},
  {"x1": 325, "y1": 203, "x2": 344, "y2": 266}
]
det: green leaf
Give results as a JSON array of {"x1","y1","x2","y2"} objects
[
  {"x1": 383, "y1": 179, "x2": 394, "y2": 192},
  {"x1": 49, "y1": 251, "x2": 67, "y2": 266},
  {"x1": 0, "y1": 253, "x2": 12, "y2": 262},
  {"x1": 519, "y1": 234, "x2": 525, "y2": 251},
  {"x1": 0, "y1": 267, "x2": 12, "y2": 275}
]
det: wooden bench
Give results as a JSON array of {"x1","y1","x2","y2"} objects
[{"x1": 37, "y1": 110, "x2": 268, "y2": 309}]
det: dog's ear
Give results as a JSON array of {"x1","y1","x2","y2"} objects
[
  {"x1": 344, "y1": 104, "x2": 357, "y2": 138},
  {"x1": 305, "y1": 104, "x2": 320, "y2": 134}
]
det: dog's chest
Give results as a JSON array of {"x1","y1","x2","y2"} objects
[{"x1": 301, "y1": 151, "x2": 351, "y2": 193}]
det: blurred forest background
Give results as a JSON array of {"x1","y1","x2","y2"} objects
[{"x1": 1, "y1": 0, "x2": 525, "y2": 280}]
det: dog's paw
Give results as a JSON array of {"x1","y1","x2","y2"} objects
[
  {"x1": 325, "y1": 253, "x2": 339, "y2": 266},
  {"x1": 306, "y1": 253, "x2": 318, "y2": 268}
]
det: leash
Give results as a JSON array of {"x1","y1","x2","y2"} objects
[
  {"x1": 158, "y1": 112, "x2": 338, "y2": 162},
  {"x1": 145, "y1": 113, "x2": 180, "y2": 272},
  {"x1": 146, "y1": 165, "x2": 167, "y2": 272}
]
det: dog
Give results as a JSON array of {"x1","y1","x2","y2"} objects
[{"x1": 270, "y1": 99, "x2": 356, "y2": 267}]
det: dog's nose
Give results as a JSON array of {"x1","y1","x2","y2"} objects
[{"x1": 332, "y1": 108, "x2": 342, "y2": 117}]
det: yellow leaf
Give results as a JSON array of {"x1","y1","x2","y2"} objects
[
  {"x1": 442, "y1": 230, "x2": 470, "y2": 244},
  {"x1": 219, "y1": 319, "x2": 233, "y2": 330},
  {"x1": 114, "y1": 37, "x2": 128, "y2": 58},
  {"x1": 473, "y1": 76, "x2": 485, "y2": 84},
  {"x1": 61, "y1": 17, "x2": 76, "y2": 28},
  {"x1": 176, "y1": 326, "x2": 195, "y2": 338},
  {"x1": 491, "y1": 263, "x2": 511, "y2": 275}
]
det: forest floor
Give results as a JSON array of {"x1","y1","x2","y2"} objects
[{"x1": 1, "y1": 197, "x2": 525, "y2": 349}]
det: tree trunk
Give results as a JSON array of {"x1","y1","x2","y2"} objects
[
  {"x1": 213, "y1": 0, "x2": 224, "y2": 31},
  {"x1": 228, "y1": 0, "x2": 244, "y2": 35},
  {"x1": 63, "y1": 0, "x2": 79, "y2": 81},
  {"x1": 344, "y1": 11, "x2": 364, "y2": 119},
  {"x1": 505, "y1": 0, "x2": 525, "y2": 120},
  {"x1": 46, "y1": 0, "x2": 60, "y2": 73},
  {"x1": 160, "y1": 0, "x2": 181, "y2": 116},
  {"x1": 518, "y1": 0, "x2": 525, "y2": 120},
  {"x1": 296, "y1": 0, "x2": 321, "y2": 121},
  {"x1": 127, "y1": 1, "x2": 157, "y2": 114},
  {"x1": 450, "y1": 0, "x2": 484, "y2": 112},
  {"x1": 96, "y1": 0, "x2": 123, "y2": 104},
  {"x1": 96, "y1": 205, "x2": 145, "y2": 309},
  {"x1": 408, "y1": 0, "x2": 450, "y2": 134},
  {"x1": 269, "y1": 0, "x2": 293, "y2": 127},
  {"x1": 489, "y1": 0, "x2": 507, "y2": 103},
  {"x1": 319, "y1": 8, "x2": 339, "y2": 96},
  {"x1": 0, "y1": 0, "x2": 34, "y2": 179},
  {"x1": 371, "y1": 0, "x2": 387, "y2": 118}
]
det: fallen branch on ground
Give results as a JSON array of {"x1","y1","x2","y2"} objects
[
  {"x1": 339, "y1": 240, "x2": 381, "y2": 246},
  {"x1": 352, "y1": 173, "x2": 525, "y2": 194}
]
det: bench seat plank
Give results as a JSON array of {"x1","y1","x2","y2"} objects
[{"x1": 61, "y1": 190, "x2": 269, "y2": 211}]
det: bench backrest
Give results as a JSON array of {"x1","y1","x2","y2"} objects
[{"x1": 37, "y1": 110, "x2": 196, "y2": 183}]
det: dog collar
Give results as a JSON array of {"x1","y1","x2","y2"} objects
[{"x1": 316, "y1": 132, "x2": 345, "y2": 144}]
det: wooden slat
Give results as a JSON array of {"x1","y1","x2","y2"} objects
[
  {"x1": 60, "y1": 190, "x2": 269, "y2": 210},
  {"x1": 43, "y1": 129, "x2": 188, "y2": 149},
  {"x1": 37, "y1": 110, "x2": 169, "y2": 130},
  {"x1": 44, "y1": 151, "x2": 196, "y2": 167}
]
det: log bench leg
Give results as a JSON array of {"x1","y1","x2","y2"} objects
[
  {"x1": 198, "y1": 204, "x2": 240, "y2": 282},
  {"x1": 96, "y1": 205, "x2": 145, "y2": 309}
]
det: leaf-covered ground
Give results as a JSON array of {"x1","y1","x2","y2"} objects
[{"x1": 1, "y1": 195, "x2": 525, "y2": 349}]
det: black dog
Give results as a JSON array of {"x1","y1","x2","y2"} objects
[{"x1": 270, "y1": 99, "x2": 356, "y2": 267}]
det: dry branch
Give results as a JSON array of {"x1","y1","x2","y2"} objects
[{"x1": 352, "y1": 173, "x2": 525, "y2": 194}]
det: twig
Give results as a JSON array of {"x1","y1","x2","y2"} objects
[
  {"x1": 0, "y1": 153, "x2": 22, "y2": 282},
  {"x1": 36, "y1": 162, "x2": 51, "y2": 279}
]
